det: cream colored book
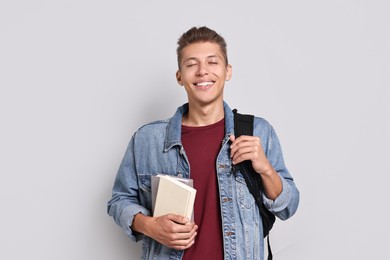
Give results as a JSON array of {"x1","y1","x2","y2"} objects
[
  {"x1": 152, "y1": 175, "x2": 196, "y2": 220},
  {"x1": 151, "y1": 174, "x2": 194, "y2": 211}
]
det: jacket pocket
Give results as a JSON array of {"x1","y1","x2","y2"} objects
[{"x1": 235, "y1": 174, "x2": 256, "y2": 209}]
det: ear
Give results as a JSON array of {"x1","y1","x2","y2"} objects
[
  {"x1": 176, "y1": 70, "x2": 183, "y2": 86},
  {"x1": 225, "y1": 64, "x2": 232, "y2": 81}
]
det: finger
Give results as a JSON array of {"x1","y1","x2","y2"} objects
[
  {"x1": 234, "y1": 135, "x2": 260, "y2": 144},
  {"x1": 230, "y1": 138, "x2": 258, "y2": 158},
  {"x1": 167, "y1": 214, "x2": 190, "y2": 225},
  {"x1": 173, "y1": 223, "x2": 196, "y2": 234},
  {"x1": 231, "y1": 135, "x2": 254, "y2": 149},
  {"x1": 165, "y1": 215, "x2": 196, "y2": 234},
  {"x1": 164, "y1": 225, "x2": 197, "y2": 248},
  {"x1": 230, "y1": 135, "x2": 246, "y2": 157},
  {"x1": 170, "y1": 230, "x2": 198, "y2": 249},
  {"x1": 232, "y1": 148, "x2": 256, "y2": 164},
  {"x1": 170, "y1": 225, "x2": 198, "y2": 241},
  {"x1": 172, "y1": 239, "x2": 195, "y2": 250},
  {"x1": 230, "y1": 135, "x2": 258, "y2": 149}
]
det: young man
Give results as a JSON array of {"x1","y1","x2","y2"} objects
[{"x1": 107, "y1": 26, "x2": 299, "y2": 260}]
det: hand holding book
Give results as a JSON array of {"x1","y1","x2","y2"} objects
[{"x1": 132, "y1": 211, "x2": 198, "y2": 250}]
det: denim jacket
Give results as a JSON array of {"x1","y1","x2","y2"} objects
[{"x1": 107, "y1": 102, "x2": 299, "y2": 260}]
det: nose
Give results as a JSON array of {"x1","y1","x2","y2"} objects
[{"x1": 196, "y1": 62, "x2": 208, "y2": 76}]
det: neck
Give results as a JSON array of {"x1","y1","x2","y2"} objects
[{"x1": 182, "y1": 102, "x2": 224, "y2": 127}]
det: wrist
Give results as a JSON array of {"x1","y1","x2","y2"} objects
[
  {"x1": 132, "y1": 213, "x2": 153, "y2": 236},
  {"x1": 259, "y1": 165, "x2": 275, "y2": 178}
]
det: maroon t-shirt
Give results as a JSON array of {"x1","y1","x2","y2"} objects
[{"x1": 181, "y1": 118, "x2": 225, "y2": 260}]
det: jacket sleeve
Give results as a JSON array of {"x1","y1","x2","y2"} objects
[
  {"x1": 107, "y1": 135, "x2": 150, "y2": 241},
  {"x1": 259, "y1": 123, "x2": 300, "y2": 221}
]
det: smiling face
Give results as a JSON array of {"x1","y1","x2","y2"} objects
[{"x1": 176, "y1": 42, "x2": 232, "y2": 107}]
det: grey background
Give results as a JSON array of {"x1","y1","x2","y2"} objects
[{"x1": 1, "y1": 0, "x2": 389, "y2": 259}]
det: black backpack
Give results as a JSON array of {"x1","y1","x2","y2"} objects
[{"x1": 233, "y1": 109, "x2": 276, "y2": 260}]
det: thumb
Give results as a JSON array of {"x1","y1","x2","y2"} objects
[{"x1": 168, "y1": 214, "x2": 190, "y2": 224}]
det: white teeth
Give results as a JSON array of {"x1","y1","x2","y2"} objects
[{"x1": 196, "y1": 82, "x2": 213, "y2": 86}]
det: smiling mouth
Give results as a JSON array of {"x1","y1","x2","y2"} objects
[{"x1": 194, "y1": 81, "x2": 215, "y2": 89}]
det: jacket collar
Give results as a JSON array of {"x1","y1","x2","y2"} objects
[{"x1": 164, "y1": 101, "x2": 235, "y2": 152}]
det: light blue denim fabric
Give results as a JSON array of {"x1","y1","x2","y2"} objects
[{"x1": 107, "y1": 102, "x2": 299, "y2": 260}]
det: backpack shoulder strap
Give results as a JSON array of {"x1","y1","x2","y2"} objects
[
  {"x1": 233, "y1": 108, "x2": 274, "y2": 260},
  {"x1": 232, "y1": 109, "x2": 254, "y2": 137}
]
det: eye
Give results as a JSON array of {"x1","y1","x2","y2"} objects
[
  {"x1": 186, "y1": 63, "x2": 197, "y2": 68},
  {"x1": 208, "y1": 59, "x2": 219, "y2": 65}
]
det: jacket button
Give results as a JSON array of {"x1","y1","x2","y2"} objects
[{"x1": 222, "y1": 197, "x2": 232, "y2": 203}]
